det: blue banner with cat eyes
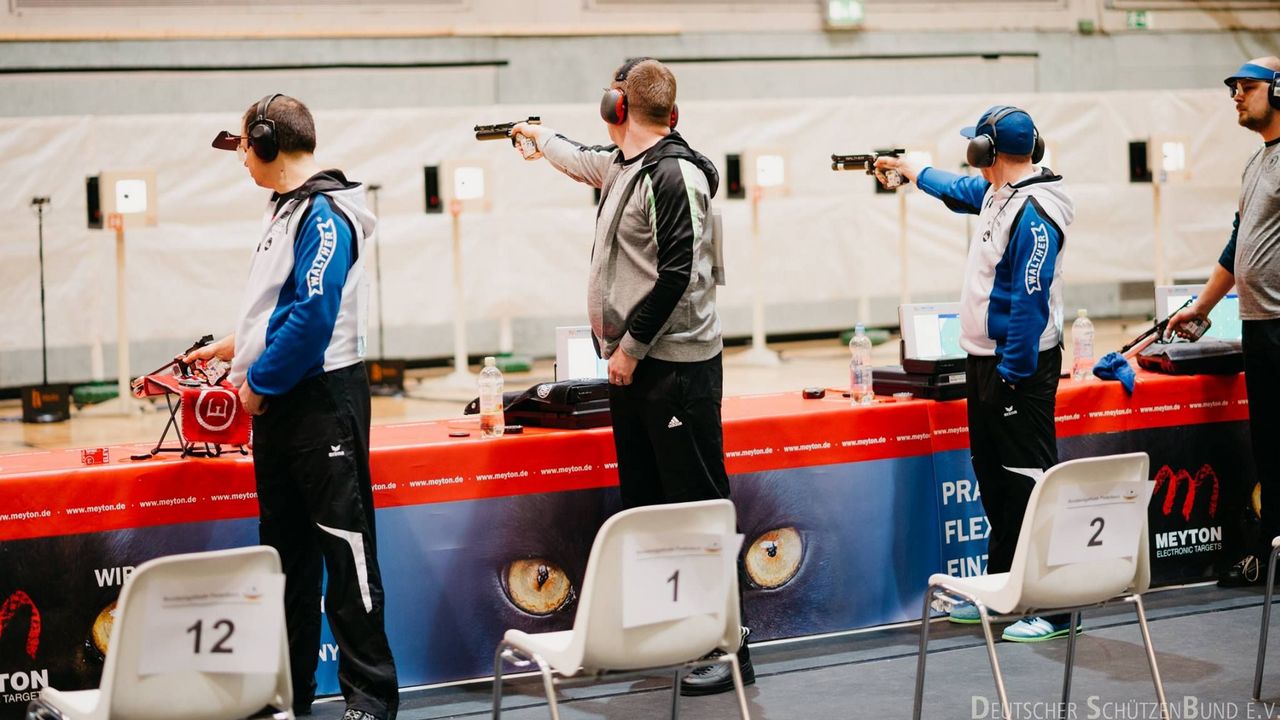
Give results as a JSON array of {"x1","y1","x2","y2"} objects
[{"x1": 309, "y1": 455, "x2": 946, "y2": 694}]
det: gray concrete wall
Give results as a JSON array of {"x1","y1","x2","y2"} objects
[{"x1": 2, "y1": 30, "x2": 1280, "y2": 117}]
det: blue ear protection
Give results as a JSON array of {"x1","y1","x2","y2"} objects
[{"x1": 966, "y1": 106, "x2": 1045, "y2": 169}]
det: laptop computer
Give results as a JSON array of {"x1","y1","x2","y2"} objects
[
  {"x1": 555, "y1": 326, "x2": 608, "y2": 382},
  {"x1": 898, "y1": 302, "x2": 965, "y2": 374},
  {"x1": 1154, "y1": 285, "x2": 1242, "y2": 342}
]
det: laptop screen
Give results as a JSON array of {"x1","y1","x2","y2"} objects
[
  {"x1": 1154, "y1": 285, "x2": 1242, "y2": 342},
  {"x1": 555, "y1": 326, "x2": 608, "y2": 382},
  {"x1": 899, "y1": 303, "x2": 964, "y2": 360}
]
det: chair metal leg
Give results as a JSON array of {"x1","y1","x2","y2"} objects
[
  {"x1": 530, "y1": 653, "x2": 562, "y2": 720},
  {"x1": 1129, "y1": 595, "x2": 1168, "y2": 720},
  {"x1": 491, "y1": 645, "x2": 561, "y2": 720},
  {"x1": 977, "y1": 601, "x2": 1011, "y2": 720},
  {"x1": 1060, "y1": 610, "x2": 1081, "y2": 720},
  {"x1": 671, "y1": 668, "x2": 684, "y2": 720},
  {"x1": 727, "y1": 652, "x2": 752, "y2": 720},
  {"x1": 1255, "y1": 545, "x2": 1280, "y2": 701},
  {"x1": 912, "y1": 584, "x2": 938, "y2": 720},
  {"x1": 492, "y1": 642, "x2": 508, "y2": 719}
]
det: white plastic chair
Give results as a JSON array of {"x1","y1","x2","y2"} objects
[
  {"x1": 491, "y1": 498, "x2": 749, "y2": 720},
  {"x1": 913, "y1": 452, "x2": 1167, "y2": 720},
  {"x1": 27, "y1": 546, "x2": 293, "y2": 720},
  {"x1": 1252, "y1": 535, "x2": 1280, "y2": 700}
]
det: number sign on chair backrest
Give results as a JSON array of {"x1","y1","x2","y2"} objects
[
  {"x1": 34, "y1": 546, "x2": 293, "y2": 720},
  {"x1": 1005, "y1": 452, "x2": 1152, "y2": 613},
  {"x1": 573, "y1": 499, "x2": 742, "y2": 672}
]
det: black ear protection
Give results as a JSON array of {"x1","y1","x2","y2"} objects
[
  {"x1": 966, "y1": 105, "x2": 1045, "y2": 169},
  {"x1": 1264, "y1": 72, "x2": 1280, "y2": 110},
  {"x1": 247, "y1": 93, "x2": 283, "y2": 163},
  {"x1": 599, "y1": 57, "x2": 678, "y2": 129}
]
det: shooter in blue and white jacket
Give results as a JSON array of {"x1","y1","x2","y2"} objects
[
  {"x1": 877, "y1": 105, "x2": 1077, "y2": 643},
  {"x1": 194, "y1": 94, "x2": 399, "y2": 720}
]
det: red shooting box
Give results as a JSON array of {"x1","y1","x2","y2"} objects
[
  {"x1": 81, "y1": 448, "x2": 110, "y2": 465},
  {"x1": 179, "y1": 384, "x2": 251, "y2": 446}
]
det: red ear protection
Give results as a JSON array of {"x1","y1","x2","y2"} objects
[
  {"x1": 601, "y1": 87, "x2": 628, "y2": 125},
  {"x1": 599, "y1": 56, "x2": 678, "y2": 129}
]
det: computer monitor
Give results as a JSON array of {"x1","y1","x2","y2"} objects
[
  {"x1": 898, "y1": 302, "x2": 964, "y2": 360},
  {"x1": 555, "y1": 326, "x2": 608, "y2": 382},
  {"x1": 1154, "y1": 285, "x2": 1242, "y2": 342}
]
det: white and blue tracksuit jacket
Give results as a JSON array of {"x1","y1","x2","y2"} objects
[
  {"x1": 916, "y1": 166, "x2": 1075, "y2": 383},
  {"x1": 229, "y1": 170, "x2": 373, "y2": 396}
]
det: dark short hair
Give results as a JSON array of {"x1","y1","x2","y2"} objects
[
  {"x1": 242, "y1": 95, "x2": 316, "y2": 157},
  {"x1": 614, "y1": 59, "x2": 676, "y2": 129}
]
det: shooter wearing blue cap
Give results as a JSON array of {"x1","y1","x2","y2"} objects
[
  {"x1": 876, "y1": 106, "x2": 1077, "y2": 642},
  {"x1": 1168, "y1": 57, "x2": 1280, "y2": 588}
]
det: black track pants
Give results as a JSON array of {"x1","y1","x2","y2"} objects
[
  {"x1": 966, "y1": 348, "x2": 1062, "y2": 576},
  {"x1": 609, "y1": 353, "x2": 731, "y2": 509},
  {"x1": 253, "y1": 363, "x2": 399, "y2": 719}
]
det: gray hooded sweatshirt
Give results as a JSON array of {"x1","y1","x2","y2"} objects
[{"x1": 539, "y1": 131, "x2": 723, "y2": 363}]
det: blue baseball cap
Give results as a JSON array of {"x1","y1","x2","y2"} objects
[
  {"x1": 1224, "y1": 62, "x2": 1278, "y2": 90},
  {"x1": 960, "y1": 105, "x2": 1037, "y2": 155}
]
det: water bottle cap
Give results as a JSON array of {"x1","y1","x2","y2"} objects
[
  {"x1": 1077, "y1": 309, "x2": 1087, "y2": 318},
  {"x1": 854, "y1": 324, "x2": 866, "y2": 334},
  {"x1": 484, "y1": 356, "x2": 496, "y2": 367}
]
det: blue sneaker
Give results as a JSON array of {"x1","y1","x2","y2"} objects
[
  {"x1": 948, "y1": 601, "x2": 982, "y2": 624},
  {"x1": 1001, "y1": 616, "x2": 1082, "y2": 643}
]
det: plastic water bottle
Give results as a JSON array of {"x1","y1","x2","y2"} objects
[
  {"x1": 1071, "y1": 309, "x2": 1095, "y2": 382},
  {"x1": 849, "y1": 324, "x2": 874, "y2": 406},
  {"x1": 479, "y1": 356, "x2": 505, "y2": 437}
]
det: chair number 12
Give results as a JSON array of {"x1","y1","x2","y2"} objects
[
  {"x1": 187, "y1": 618, "x2": 235, "y2": 654},
  {"x1": 667, "y1": 570, "x2": 679, "y2": 602}
]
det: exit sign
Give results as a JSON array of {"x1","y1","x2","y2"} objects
[
  {"x1": 1127, "y1": 10, "x2": 1152, "y2": 30},
  {"x1": 826, "y1": 0, "x2": 865, "y2": 28}
]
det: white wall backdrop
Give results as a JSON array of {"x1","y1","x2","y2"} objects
[{"x1": 0, "y1": 88, "x2": 1256, "y2": 385}]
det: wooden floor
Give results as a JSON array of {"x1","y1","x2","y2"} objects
[{"x1": 0, "y1": 318, "x2": 1144, "y2": 454}]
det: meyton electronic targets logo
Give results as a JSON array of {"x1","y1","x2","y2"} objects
[
  {"x1": 0, "y1": 590, "x2": 48, "y2": 705},
  {"x1": 0, "y1": 591, "x2": 39, "y2": 660},
  {"x1": 1152, "y1": 464, "x2": 1224, "y2": 558}
]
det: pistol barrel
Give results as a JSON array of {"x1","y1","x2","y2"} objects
[
  {"x1": 474, "y1": 116, "x2": 542, "y2": 141},
  {"x1": 831, "y1": 154, "x2": 873, "y2": 172}
]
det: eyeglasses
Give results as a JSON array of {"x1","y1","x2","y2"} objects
[{"x1": 1228, "y1": 80, "x2": 1265, "y2": 99}]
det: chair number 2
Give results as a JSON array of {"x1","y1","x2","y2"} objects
[
  {"x1": 1088, "y1": 517, "x2": 1105, "y2": 547},
  {"x1": 667, "y1": 570, "x2": 679, "y2": 602},
  {"x1": 186, "y1": 618, "x2": 235, "y2": 654}
]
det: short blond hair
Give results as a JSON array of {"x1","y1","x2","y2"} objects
[{"x1": 615, "y1": 59, "x2": 676, "y2": 129}]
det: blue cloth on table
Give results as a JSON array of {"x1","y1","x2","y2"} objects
[{"x1": 1092, "y1": 352, "x2": 1136, "y2": 393}]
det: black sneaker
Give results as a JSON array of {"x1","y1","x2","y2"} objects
[
  {"x1": 1219, "y1": 555, "x2": 1266, "y2": 588},
  {"x1": 341, "y1": 710, "x2": 380, "y2": 720},
  {"x1": 679, "y1": 628, "x2": 755, "y2": 697}
]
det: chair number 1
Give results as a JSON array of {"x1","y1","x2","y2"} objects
[
  {"x1": 186, "y1": 618, "x2": 235, "y2": 654},
  {"x1": 1088, "y1": 517, "x2": 1105, "y2": 547},
  {"x1": 667, "y1": 570, "x2": 679, "y2": 602}
]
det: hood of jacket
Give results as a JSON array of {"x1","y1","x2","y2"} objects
[
  {"x1": 1012, "y1": 168, "x2": 1075, "y2": 228},
  {"x1": 277, "y1": 169, "x2": 376, "y2": 239},
  {"x1": 640, "y1": 132, "x2": 721, "y2": 198}
]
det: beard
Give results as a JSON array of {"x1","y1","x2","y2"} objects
[{"x1": 1240, "y1": 106, "x2": 1274, "y2": 131}]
